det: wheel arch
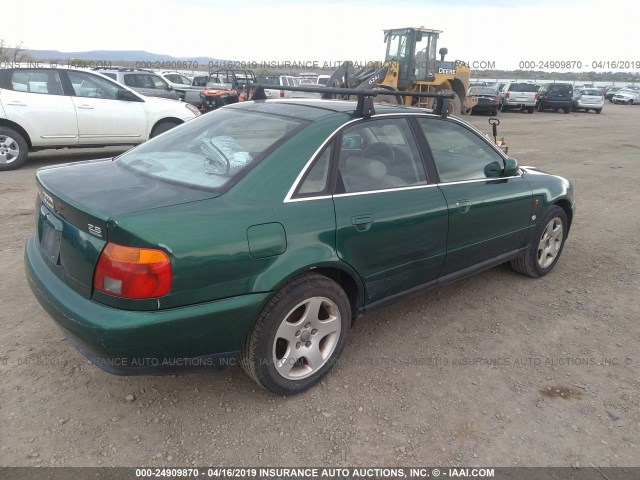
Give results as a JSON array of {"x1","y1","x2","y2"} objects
[
  {"x1": 271, "y1": 263, "x2": 365, "y2": 323},
  {"x1": 151, "y1": 117, "x2": 184, "y2": 135},
  {"x1": 553, "y1": 198, "x2": 574, "y2": 231},
  {"x1": 449, "y1": 77, "x2": 467, "y2": 106},
  {"x1": 0, "y1": 119, "x2": 33, "y2": 149}
]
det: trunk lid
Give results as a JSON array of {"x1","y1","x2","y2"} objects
[{"x1": 35, "y1": 158, "x2": 216, "y2": 298}]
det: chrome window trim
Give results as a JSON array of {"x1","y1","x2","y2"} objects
[
  {"x1": 283, "y1": 112, "x2": 510, "y2": 203},
  {"x1": 437, "y1": 171, "x2": 523, "y2": 186},
  {"x1": 333, "y1": 183, "x2": 439, "y2": 198}
]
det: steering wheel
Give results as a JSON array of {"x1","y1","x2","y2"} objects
[{"x1": 363, "y1": 142, "x2": 395, "y2": 162}]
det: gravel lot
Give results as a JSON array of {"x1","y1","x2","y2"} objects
[{"x1": 1, "y1": 103, "x2": 638, "y2": 468}]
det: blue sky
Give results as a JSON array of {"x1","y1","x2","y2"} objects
[{"x1": 5, "y1": 0, "x2": 638, "y2": 72}]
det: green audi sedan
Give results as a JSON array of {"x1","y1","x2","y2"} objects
[{"x1": 25, "y1": 98, "x2": 574, "y2": 395}]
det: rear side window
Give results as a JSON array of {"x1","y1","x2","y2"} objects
[
  {"x1": 117, "y1": 109, "x2": 307, "y2": 191},
  {"x1": 8, "y1": 70, "x2": 64, "y2": 95},
  {"x1": 337, "y1": 118, "x2": 427, "y2": 193},
  {"x1": 295, "y1": 142, "x2": 333, "y2": 197},
  {"x1": 508, "y1": 83, "x2": 538, "y2": 92}
]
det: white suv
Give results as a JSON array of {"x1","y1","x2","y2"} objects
[{"x1": 0, "y1": 68, "x2": 200, "y2": 170}]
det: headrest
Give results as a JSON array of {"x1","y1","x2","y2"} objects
[{"x1": 344, "y1": 156, "x2": 387, "y2": 180}]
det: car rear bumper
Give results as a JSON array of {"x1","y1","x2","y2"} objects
[
  {"x1": 539, "y1": 100, "x2": 572, "y2": 109},
  {"x1": 575, "y1": 101, "x2": 603, "y2": 108},
  {"x1": 472, "y1": 102, "x2": 499, "y2": 112},
  {"x1": 25, "y1": 235, "x2": 270, "y2": 375}
]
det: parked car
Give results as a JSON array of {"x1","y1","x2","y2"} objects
[
  {"x1": 493, "y1": 82, "x2": 507, "y2": 94},
  {"x1": 95, "y1": 68, "x2": 181, "y2": 100},
  {"x1": 316, "y1": 75, "x2": 330, "y2": 85},
  {"x1": 604, "y1": 87, "x2": 622, "y2": 101},
  {"x1": 0, "y1": 68, "x2": 200, "y2": 170},
  {"x1": 25, "y1": 96, "x2": 574, "y2": 394},
  {"x1": 255, "y1": 75, "x2": 305, "y2": 98},
  {"x1": 156, "y1": 72, "x2": 204, "y2": 107},
  {"x1": 572, "y1": 88, "x2": 604, "y2": 113},
  {"x1": 536, "y1": 83, "x2": 573, "y2": 113},
  {"x1": 611, "y1": 89, "x2": 640, "y2": 105},
  {"x1": 499, "y1": 82, "x2": 538, "y2": 113},
  {"x1": 468, "y1": 86, "x2": 499, "y2": 115}
]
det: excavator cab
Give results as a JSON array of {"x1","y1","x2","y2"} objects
[{"x1": 384, "y1": 27, "x2": 441, "y2": 87}]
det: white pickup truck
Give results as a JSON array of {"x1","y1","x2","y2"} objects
[{"x1": 499, "y1": 82, "x2": 539, "y2": 113}]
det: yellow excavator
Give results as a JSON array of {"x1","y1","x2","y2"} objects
[{"x1": 323, "y1": 27, "x2": 476, "y2": 115}]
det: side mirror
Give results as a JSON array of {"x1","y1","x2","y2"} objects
[
  {"x1": 503, "y1": 158, "x2": 519, "y2": 176},
  {"x1": 116, "y1": 89, "x2": 142, "y2": 102},
  {"x1": 439, "y1": 47, "x2": 448, "y2": 61}
]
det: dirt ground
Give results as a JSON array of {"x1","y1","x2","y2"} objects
[{"x1": 0, "y1": 102, "x2": 638, "y2": 468}]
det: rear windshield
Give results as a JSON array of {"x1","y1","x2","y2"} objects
[
  {"x1": 257, "y1": 76, "x2": 281, "y2": 86},
  {"x1": 548, "y1": 84, "x2": 572, "y2": 93},
  {"x1": 580, "y1": 89, "x2": 602, "y2": 96},
  {"x1": 471, "y1": 87, "x2": 496, "y2": 95},
  {"x1": 117, "y1": 109, "x2": 307, "y2": 191},
  {"x1": 508, "y1": 83, "x2": 538, "y2": 92}
]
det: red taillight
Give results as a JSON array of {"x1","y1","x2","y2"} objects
[
  {"x1": 280, "y1": 90, "x2": 285, "y2": 98},
  {"x1": 505, "y1": 92, "x2": 510, "y2": 99},
  {"x1": 93, "y1": 243, "x2": 172, "y2": 299},
  {"x1": 535, "y1": 94, "x2": 539, "y2": 100}
]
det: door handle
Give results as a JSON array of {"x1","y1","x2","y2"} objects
[
  {"x1": 456, "y1": 199, "x2": 471, "y2": 213},
  {"x1": 351, "y1": 215, "x2": 373, "y2": 231},
  {"x1": 6, "y1": 101, "x2": 27, "y2": 106},
  {"x1": 77, "y1": 104, "x2": 95, "y2": 109}
]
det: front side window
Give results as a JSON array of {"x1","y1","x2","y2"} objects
[
  {"x1": 338, "y1": 118, "x2": 426, "y2": 193},
  {"x1": 9, "y1": 70, "x2": 64, "y2": 95},
  {"x1": 117, "y1": 108, "x2": 306, "y2": 191},
  {"x1": 125, "y1": 74, "x2": 158, "y2": 89},
  {"x1": 67, "y1": 71, "x2": 121, "y2": 99},
  {"x1": 150, "y1": 75, "x2": 170, "y2": 90},
  {"x1": 165, "y1": 74, "x2": 191, "y2": 85},
  {"x1": 419, "y1": 119, "x2": 505, "y2": 182}
]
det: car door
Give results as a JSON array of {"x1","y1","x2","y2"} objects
[
  {"x1": 418, "y1": 117, "x2": 533, "y2": 277},
  {"x1": 1, "y1": 69, "x2": 78, "y2": 147},
  {"x1": 64, "y1": 71, "x2": 147, "y2": 145},
  {"x1": 331, "y1": 117, "x2": 449, "y2": 304}
]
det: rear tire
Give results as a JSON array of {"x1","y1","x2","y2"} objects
[
  {"x1": 510, "y1": 206, "x2": 568, "y2": 278},
  {"x1": 240, "y1": 273, "x2": 351, "y2": 395},
  {"x1": 0, "y1": 127, "x2": 28, "y2": 171},
  {"x1": 564, "y1": 106, "x2": 571, "y2": 113},
  {"x1": 595, "y1": 109, "x2": 602, "y2": 114},
  {"x1": 527, "y1": 106, "x2": 534, "y2": 113}
]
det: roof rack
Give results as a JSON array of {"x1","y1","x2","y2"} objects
[{"x1": 247, "y1": 84, "x2": 456, "y2": 118}]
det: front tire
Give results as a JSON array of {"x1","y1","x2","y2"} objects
[
  {"x1": 511, "y1": 206, "x2": 568, "y2": 278},
  {"x1": 150, "y1": 120, "x2": 180, "y2": 138},
  {"x1": 240, "y1": 273, "x2": 351, "y2": 395},
  {"x1": 0, "y1": 127, "x2": 28, "y2": 171}
]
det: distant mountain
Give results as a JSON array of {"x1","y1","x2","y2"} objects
[{"x1": 25, "y1": 49, "x2": 224, "y2": 65}]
